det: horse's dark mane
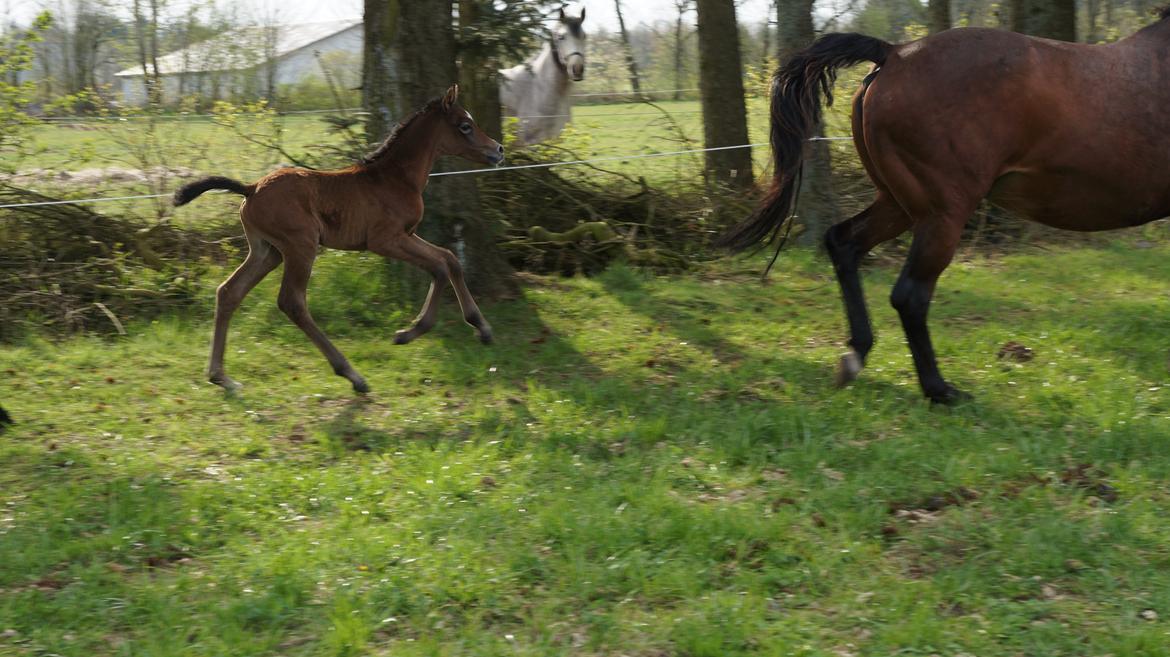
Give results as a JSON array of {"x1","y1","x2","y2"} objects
[{"x1": 360, "y1": 98, "x2": 442, "y2": 166}]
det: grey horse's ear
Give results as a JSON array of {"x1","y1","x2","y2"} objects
[
  {"x1": 579, "y1": 7, "x2": 585, "y2": 21},
  {"x1": 442, "y1": 84, "x2": 459, "y2": 110},
  {"x1": 558, "y1": 7, "x2": 567, "y2": 22}
]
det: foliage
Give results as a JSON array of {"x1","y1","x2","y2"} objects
[
  {"x1": 0, "y1": 12, "x2": 52, "y2": 173},
  {"x1": 5, "y1": 243, "x2": 1170, "y2": 655},
  {"x1": 457, "y1": 0, "x2": 569, "y2": 67},
  {"x1": 0, "y1": 185, "x2": 219, "y2": 340}
]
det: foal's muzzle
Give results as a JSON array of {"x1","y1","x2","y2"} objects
[{"x1": 485, "y1": 143, "x2": 505, "y2": 166}]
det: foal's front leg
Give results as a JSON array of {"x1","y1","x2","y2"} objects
[{"x1": 373, "y1": 234, "x2": 492, "y2": 344}]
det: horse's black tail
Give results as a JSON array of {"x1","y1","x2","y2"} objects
[
  {"x1": 172, "y1": 176, "x2": 255, "y2": 207},
  {"x1": 717, "y1": 33, "x2": 892, "y2": 254}
]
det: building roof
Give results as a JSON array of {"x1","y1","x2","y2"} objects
[{"x1": 114, "y1": 19, "x2": 361, "y2": 78}]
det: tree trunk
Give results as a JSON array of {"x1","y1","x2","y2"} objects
[
  {"x1": 392, "y1": 0, "x2": 514, "y2": 297},
  {"x1": 673, "y1": 1, "x2": 689, "y2": 100},
  {"x1": 614, "y1": 0, "x2": 642, "y2": 94},
  {"x1": 776, "y1": 0, "x2": 837, "y2": 245},
  {"x1": 695, "y1": 0, "x2": 752, "y2": 190},
  {"x1": 458, "y1": 0, "x2": 503, "y2": 141},
  {"x1": 1085, "y1": 0, "x2": 1100, "y2": 43},
  {"x1": 362, "y1": 0, "x2": 402, "y2": 143},
  {"x1": 147, "y1": 0, "x2": 162, "y2": 103},
  {"x1": 132, "y1": 0, "x2": 151, "y2": 103},
  {"x1": 1010, "y1": 0, "x2": 1075, "y2": 41},
  {"x1": 928, "y1": 0, "x2": 950, "y2": 33}
]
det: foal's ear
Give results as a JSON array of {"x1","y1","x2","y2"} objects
[{"x1": 442, "y1": 84, "x2": 459, "y2": 111}]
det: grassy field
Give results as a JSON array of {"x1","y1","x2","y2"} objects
[
  {"x1": 4, "y1": 240, "x2": 1170, "y2": 656},
  {"x1": 18, "y1": 96, "x2": 860, "y2": 196}
]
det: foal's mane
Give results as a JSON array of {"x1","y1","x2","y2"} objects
[{"x1": 360, "y1": 98, "x2": 442, "y2": 166}]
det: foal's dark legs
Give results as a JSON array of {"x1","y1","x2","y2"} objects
[
  {"x1": 825, "y1": 196, "x2": 911, "y2": 386},
  {"x1": 208, "y1": 237, "x2": 282, "y2": 390},
  {"x1": 277, "y1": 246, "x2": 370, "y2": 393},
  {"x1": 373, "y1": 234, "x2": 492, "y2": 345}
]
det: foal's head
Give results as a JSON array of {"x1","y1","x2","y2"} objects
[
  {"x1": 553, "y1": 7, "x2": 587, "y2": 81},
  {"x1": 434, "y1": 85, "x2": 505, "y2": 166}
]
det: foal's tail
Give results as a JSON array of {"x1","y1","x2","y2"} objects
[
  {"x1": 172, "y1": 176, "x2": 255, "y2": 207},
  {"x1": 717, "y1": 33, "x2": 892, "y2": 254}
]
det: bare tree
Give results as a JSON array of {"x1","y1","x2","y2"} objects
[
  {"x1": 672, "y1": 0, "x2": 693, "y2": 100},
  {"x1": 614, "y1": 0, "x2": 642, "y2": 94},
  {"x1": 132, "y1": 0, "x2": 162, "y2": 104}
]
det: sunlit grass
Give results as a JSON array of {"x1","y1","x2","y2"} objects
[{"x1": 4, "y1": 241, "x2": 1170, "y2": 655}]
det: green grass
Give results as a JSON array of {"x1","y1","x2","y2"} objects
[
  {"x1": 4, "y1": 241, "x2": 1170, "y2": 656},
  {"x1": 18, "y1": 94, "x2": 861, "y2": 196}
]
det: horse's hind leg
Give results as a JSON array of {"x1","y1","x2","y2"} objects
[
  {"x1": 277, "y1": 247, "x2": 369, "y2": 394},
  {"x1": 373, "y1": 234, "x2": 492, "y2": 345},
  {"x1": 208, "y1": 237, "x2": 282, "y2": 390},
  {"x1": 825, "y1": 195, "x2": 911, "y2": 386},
  {"x1": 890, "y1": 214, "x2": 971, "y2": 404}
]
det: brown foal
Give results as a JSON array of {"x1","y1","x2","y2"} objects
[
  {"x1": 722, "y1": 15, "x2": 1170, "y2": 404},
  {"x1": 173, "y1": 85, "x2": 503, "y2": 393}
]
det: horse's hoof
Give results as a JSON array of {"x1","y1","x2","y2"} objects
[
  {"x1": 928, "y1": 385, "x2": 973, "y2": 406},
  {"x1": 478, "y1": 329, "x2": 493, "y2": 345},
  {"x1": 210, "y1": 373, "x2": 242, "y2": 392},
  {"x1": 353, "y1": 379, "x2": 370, "y2": 394},
  {"x1": 393, "y1": 330, "x2": 414, "y2": 345},
  {"x1": 834, "y1": 351, "x2": 863, "y2": 387}
]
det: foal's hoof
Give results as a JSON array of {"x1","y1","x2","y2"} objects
[
  {"x1": 928, "y1": 385, "x2": 973, "y2": 406},
  {"x1": 834, "y1": 351, "x2": 863, "y2": 387},
  {"x1": 393, "y1": 330, "x2": 415, "y2": 345},
  {"x1": 477, "y1": 328, "x2": 493, "y2": 345},
  {"x1": 352, "y1": 378, "x2": 371, "y2": 394}
]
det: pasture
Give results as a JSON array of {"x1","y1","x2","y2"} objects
[
  {"x1": 4, "y1": 242, "x2": 1170, "y2": 656},
  {"x1": 19, "y1": 97, "x2": 860, "y2": 196}
]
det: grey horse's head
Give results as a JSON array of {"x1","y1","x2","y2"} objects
[{"x1": 553, "y1": 7, "x2": 587, "y2": 81}]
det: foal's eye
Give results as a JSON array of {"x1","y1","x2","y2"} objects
[{"x1": 459, "y1": 123, "x2": 472, "y2": 135}]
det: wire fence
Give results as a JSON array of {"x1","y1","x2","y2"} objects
[
  {"x1": 32, "y1": 89, "x2": 715, "y2": 125},
  {"x1": 0, "y1": 137, "x2": 856, "y2": 210}
]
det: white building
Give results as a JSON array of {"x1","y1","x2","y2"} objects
[{"x1": 114, "y1": 19, "x2": 362, "y2": 106}]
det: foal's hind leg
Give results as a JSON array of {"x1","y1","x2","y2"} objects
[
  {"x1": 824, "y1": 195, "x2": 912, "y2": 386},
  {"x1": 373, "y1": 234, "x2": 492, "y2": 345},
  {"x1": 208, "y1": 238, "x2": 282, "y2": 390},
  {"x1": 277, "y1": 247, "x2": 369, "y2": 393}
]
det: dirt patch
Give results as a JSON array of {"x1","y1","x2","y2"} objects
[{"x1": 4, "y1": 166, "x2": 200, "y2": 187}]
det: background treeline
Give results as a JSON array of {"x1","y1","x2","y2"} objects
[{"x1": 8, "y1": 0, "x2": 1167, "y2": 111}]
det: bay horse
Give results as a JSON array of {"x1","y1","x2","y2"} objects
[
  {"x1": 721, "y1": 13, "x2": 1170, "y2": 404},
  {"x1": 499, "y1": 7, "x2": 587, "y2": 145},
  {"x1": 173, "y1": 85, "x2": 503, "y2": 393}
]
